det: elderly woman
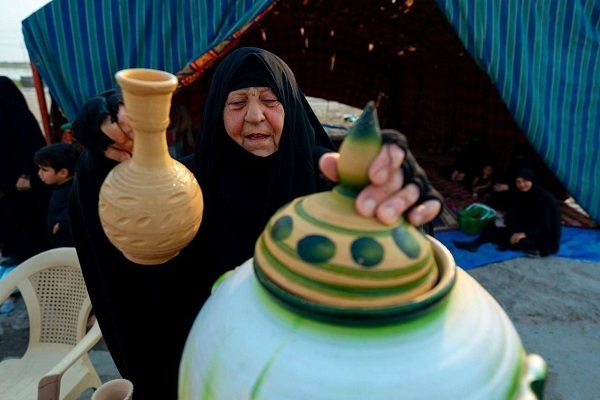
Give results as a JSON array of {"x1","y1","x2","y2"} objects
[{"x1": 70, "y1": 47, "x2": 442, "y2": 399}]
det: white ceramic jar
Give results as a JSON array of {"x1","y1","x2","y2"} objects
[{"x1": 179, "y1": 238, "x2": 545, "y2": 400}]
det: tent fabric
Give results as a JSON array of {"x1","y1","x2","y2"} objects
[
  {"x1": 435, "y1": 0, "x2": 600, "y2": 224},
  {"x1": 22, "y1": 0, "x2": 599, "y2": 224},
  {"x1": 171, "y1": 0, "x2": 527, "y2": 162},
  {"x1": 22, "y1": 0, "x2": 276, "y2": 121}
]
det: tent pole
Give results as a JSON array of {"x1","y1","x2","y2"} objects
[{"x1": 30, "y1": 61, "x2": 51, "y2": 144}]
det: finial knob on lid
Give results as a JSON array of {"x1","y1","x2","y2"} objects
[{"x1": 254, "y1": 102, "x2": 450, "y2": 324}]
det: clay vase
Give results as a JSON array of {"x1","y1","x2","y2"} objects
[
  {"x1": 179, "y1": 102, "x2": 546, "y2": 399},
  {"x1": 98, "y1": 68, "x2": 203, "y2": 265},
  {"x1": 91, "y1": 379, "x2": 133, "y2": 400}
]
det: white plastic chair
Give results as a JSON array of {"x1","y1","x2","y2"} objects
[{"x1": 0, "y1": 247, "x2": 103, "y2": 400}]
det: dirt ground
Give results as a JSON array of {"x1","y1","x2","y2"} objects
[{"x1": 1, "y1": 255, "x2": 598, "y2": 399}]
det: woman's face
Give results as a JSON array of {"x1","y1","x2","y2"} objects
[
  {"x1": 515, "y1": 177, "x2": 533, "y2": 192},
  {"x1": 223, "y1": 87, "x2": 284, "y2": 157}
]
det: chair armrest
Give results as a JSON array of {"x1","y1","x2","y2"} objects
[
  {"x1": 0, "y1": 266, "x2": 25, "y2": 302},
  {"x1": 37, "y1": 322, "x2": 103, "y2": 399},
  {"x1": 0, "y1": 282, "x2": 15, "y2": 303},
  {"x1": 38, "y1": 374, "x2": 61, "y2": 400}
]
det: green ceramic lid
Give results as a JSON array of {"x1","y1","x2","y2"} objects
[{"x1": 254, "y1": 102, "x2": 453, "y2": 324}]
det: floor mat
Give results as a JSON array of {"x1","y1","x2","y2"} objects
[{"x1": 435, "y1": 227, "x2": 600, "y2": 270}]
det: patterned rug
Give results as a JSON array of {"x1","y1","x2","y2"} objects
[{"x1": 426, "y1": 167, "x2": 599, "y2": 232}]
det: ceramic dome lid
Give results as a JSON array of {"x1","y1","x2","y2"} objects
[{"x1": 254, "y1": 102, "x2": 455, "y2": 324}]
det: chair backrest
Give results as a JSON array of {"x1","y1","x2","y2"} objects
[{"x1": 10, "y1": 247, "x2": 91, "y2": 348}]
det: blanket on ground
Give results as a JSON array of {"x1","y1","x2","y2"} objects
[{"x1": 435, "y1": 227, "x2": 600, "y2": 270}]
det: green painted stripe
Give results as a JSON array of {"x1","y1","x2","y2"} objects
[
  {"x1": 292, "y1": 197, "x2": 404, "y2": 237},
  {"x1": 506, "y1": 349, "x2": 526, "y2": 399},
  {"x1": 254, "y1": 259, "x2": 454, "y2": 325},
  {"x1": 268, "y1": 234, "x2": 434, "y2": 279},
  {"x1": 258, "y1": 238, "x2": 436, "y2": 298}
]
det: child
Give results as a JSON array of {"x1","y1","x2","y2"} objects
[
  {"x1": 34, "y1": 143, "x2": 81, "y2": 248},
  {"x1": 470, "y1": 163, "x2": 495, "y2": 201}
]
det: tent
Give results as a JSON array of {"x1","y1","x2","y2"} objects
[{"x1": 22, "y1": 0, "x2": 600, "y2": 224}]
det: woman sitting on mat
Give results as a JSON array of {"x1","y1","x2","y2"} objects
[{"x1": 454, "y1": 167, "x2": 561, "y2": 256}]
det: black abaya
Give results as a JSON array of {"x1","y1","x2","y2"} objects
[
  {"x1": 0, "y1": 76, "x2": 50, "y2": 262},
  {"x1": 69, "y1": 47, "x2": 441, "y2": 399},
  {"x1": 70, "y1": 48, "x2": 337, "y2": 399}
]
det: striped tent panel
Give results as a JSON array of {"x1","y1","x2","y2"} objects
[
  {"x1": 436, "y1": 0, "x2": 600, "y2": 224},
  {"x1": 22, "y1": 0, "x2": 275, "y2": 120}
]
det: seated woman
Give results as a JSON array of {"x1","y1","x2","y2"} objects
[{"x1": 454, "y1": 168, "x2": 561, "y2": 256}]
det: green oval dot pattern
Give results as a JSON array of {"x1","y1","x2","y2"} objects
[
  {"x1": 271, "y1": 216, "x2": 293, "y2": 241},
  {"x1": 297, "y1": 235, "x2": 336, "y2": 263},
  {"x1": 351, "y1": 237, "x2": 384, "y2": 267},
  {"x1": 392, "y1": 227, "x2": 421, "y2": 259}
]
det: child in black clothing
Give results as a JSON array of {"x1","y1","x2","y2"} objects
[
  {"x1": 34, "y1": 143, "x2": 81, "y2": 248},
  {"x1": 470, "y1": 163, "x2": 496, "y2": 201}
]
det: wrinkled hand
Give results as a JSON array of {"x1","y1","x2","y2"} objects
[
  {"x1": 510, "y1": 232, "x2": 526, "y2": 244},
  {"x1": 319, "y1": 144, "x2": 441, "y2": 226},
  {"x1": 16, "y1": 176, "x2": 31, "y2": 191},
  {"x1": 101, "y1": 104, "x2": 134, "y2": 162},
  {"x1": 493, "y1": 183, "x2": 509, "y2": 192}
]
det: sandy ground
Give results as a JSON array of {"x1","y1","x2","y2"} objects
[{"x1": 1, "y1": 255, "x2": 598, "y2": 399}]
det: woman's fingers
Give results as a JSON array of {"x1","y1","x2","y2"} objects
[
  {"x1": 368, "y1": 144, "x2": 404, "y2": 185},
  {"x1": 104, "y1": 146, "x2": 132, "y2": 162},
  {"x1": 320, "y1": 144, "x2": 404, "y2": 185},
  {"x1": 319, "y1": 152, "x2": 340, "y2": 182},
  {"x1": 116, "y1": 104, "x2": 134, "y2": 139},
  {"x1": 406, "y1": 198, "x2": 442, "y2": 227},
  {"x1": 356, "y1": 169, "x2": 405, "y2": 219},
  {"x1": 357, "y1": 182, "x2": 422, "y2": 225},
  {"x1": 320, "y1": 146, "x2": 440, "y2": 226},
  {"x1": 100, "y1": 105, "x2": 133, "y2": 162}
]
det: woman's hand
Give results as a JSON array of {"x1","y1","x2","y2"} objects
[
  {"x1": 319, "y1": 143, "x2": 441, "y2": 226},
  {"x1": 16, "y1": 176, "x2": 31, "y2": 191},
  {"x1": 72, "y1": 89, "x2": 133, "y2": 162},
  {"x1": 493, "y1": 183, "x2": 509, "y2": 192},
  {"x1": 100, "y1": 104, "x2": 134, "y2": 162},
  {"x1": 510, "y1": 232, "x2": 527, "y2": 244}
]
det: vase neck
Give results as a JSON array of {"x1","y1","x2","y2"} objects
[{"x1": 131, "y1": 129, "x2": 172, "y2": 168}]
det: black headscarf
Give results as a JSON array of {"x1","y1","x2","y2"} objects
[{"x1": 191, "y1": 47, "x2": 336, "y2": 275}]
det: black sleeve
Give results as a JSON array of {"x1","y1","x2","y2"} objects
[{"x1": 178, "y1": 154, "x2": 195, "y2": 170}]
